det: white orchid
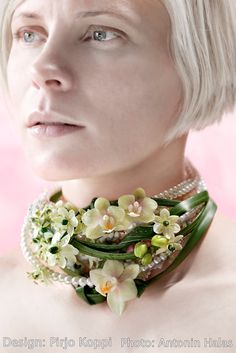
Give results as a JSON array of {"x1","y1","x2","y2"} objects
[
  {"x1": 118, "y1": 187, "x2": 158, "y2": 223},
  {"x1": 89, "y1": 260, "x2": 140, "y2": 315},
  {"x1": 81, "y1": 198, "x2": 130, "y2": 240}
]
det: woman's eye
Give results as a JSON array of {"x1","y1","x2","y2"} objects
[
  {"x1": 13, "y1": 29, "x2": 44, "y2": 45},
  {"x1": 84, "y1": 27, "x2": 122, "y2": 44}
]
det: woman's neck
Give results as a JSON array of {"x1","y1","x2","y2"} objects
[{"x1": 59, "y1": 134, "x2": 189, "y2": 208}]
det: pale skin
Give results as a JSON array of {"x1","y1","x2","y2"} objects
[{"x1": 1, "y1": 0, "x2": 236, "y2": 352}]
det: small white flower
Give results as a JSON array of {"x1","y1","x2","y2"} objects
[
  {"x1": 51, "y1": 206, "x2": 79, "y2": 236},
  {"x1": 153, "y1": 208, "x2": 181, "y2": 238},
  {"x1": 27, "y1": 267, "x2": 52, "y2": 285},
  {"x1": 45, "y1": 232, "x2": 79, "y2": 268}
]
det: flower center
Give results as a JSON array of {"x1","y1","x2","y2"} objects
[
  {"x1": 49, "y1": 246, "x2": 59, "y2": 254},
  {"x1": 101, "y1": 280, "x2": 114, "y2": 294},
  {"x1": 102, "y1": 214, "x2": 115, "y2": 233},
  {"x1": 163, "y1": 221, "x2": 170, "y2": 226},
  {"x1": 128, "y1": 201, "x2": 142, "y2": 217}
]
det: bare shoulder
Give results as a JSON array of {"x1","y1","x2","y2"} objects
[
  {"x1": 0, "y1": 247, "x2": 30, "y2": 295},
  {"x1": 210, "y1": 209, "x2": 236, "y2": 234},
  {"x1": 0, "y1": 248, "x2": 22, "y2": 277},
  {"x1": 206, "y1": 209, "x2": 236, "y2": 257},
  {"x1": 183, "y1": 209, "x2": 236, "y2": 281}
]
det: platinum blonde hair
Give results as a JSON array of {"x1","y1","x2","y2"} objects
[{"x1": 0, "y1": 0, "x2": 236, "y2": 145}]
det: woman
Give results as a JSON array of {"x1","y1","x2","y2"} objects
[{"x1": 0, "y1": 0, "x2": 236, "y2": 352}]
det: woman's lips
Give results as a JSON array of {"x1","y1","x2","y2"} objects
[{"x1": 28, "y1": 122, "x2": 84, "y2": 138}]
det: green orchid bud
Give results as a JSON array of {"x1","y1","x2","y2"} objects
[
  {"x1": 134, "y1": 242, "x2": 148, "y2": 258},
  {"x1": 151, "y1": 235, "x2": 168, "y2": 247},
  {"x1": 141, "y1": 253, "x2": 153, "y2": 265}
]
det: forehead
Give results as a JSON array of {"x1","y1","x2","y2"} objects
[{"x1": 12, "y1": 0, "x2": 165, "y2": 21}]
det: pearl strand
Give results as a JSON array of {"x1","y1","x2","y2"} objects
[{"x1": 153, "y1": 159, "x2": 206, "y2": 199}]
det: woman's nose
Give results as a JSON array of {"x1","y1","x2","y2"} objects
[{"x1": 30, "y1": 52, "x2": 74, "y2": 92}]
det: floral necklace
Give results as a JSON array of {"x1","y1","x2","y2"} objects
[{"x1": 20, "y1": 159, "x2": 217, "y2": 315}]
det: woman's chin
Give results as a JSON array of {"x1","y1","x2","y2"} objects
[{"x1": 27, "y1": 158, "x2": 96, "y2": 181}]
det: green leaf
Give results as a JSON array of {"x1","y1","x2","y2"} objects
[
  {"x1": 77, "y1": 239, "x2": 127, "y2": 250},
  {"x1": 76, "y1": 225, "x2": 155, "y2": 251},
  {"x1": 75, "y1": 286, "x2": 106, "y2": 305},
  {"x1": 70, "y1": 239, "x2": 136, "y2": 260},
  {"x1": 120, "y1": 225, "x2": 154, "y2": 242},
  {"x1": 169, "y1": 190, "x2": 209, "y2": 216},
  {"x1": 144, "y1": 197, "x2": 217, "y2": 286},
  {"x1": 134, "y1": 279, "x2": 149, "y2": 297},
  {"x1": 152, "y1": 198, "x2": 180, "y2": 207},
  {"x1": 49, "y1": 189, "x2": 62, "y2": 203}
]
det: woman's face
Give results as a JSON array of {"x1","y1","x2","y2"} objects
[{"x1": 7, "y1": 0, "x2": 183, "y2": 180}]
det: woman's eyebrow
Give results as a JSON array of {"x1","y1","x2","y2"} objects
[{"x1": 12, "y1": 9, "x2": 139, "y2": 25}]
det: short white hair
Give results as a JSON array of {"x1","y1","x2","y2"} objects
[{"x1": 1, "y1": 0, "x2": 236, "y2": 144}]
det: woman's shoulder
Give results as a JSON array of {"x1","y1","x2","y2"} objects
[
  {"x1": 210, "y1": 209, "x2": 236, "y2": 233},
  {"x1": 0, "y1": 247, "x2": 24, "y2": 270},
  {"x1": 205, "y1": 209, "x2": 236, "y2": 255},
  {"x1": 182, "y1": 209, "x2": 236, "y2": 282}
]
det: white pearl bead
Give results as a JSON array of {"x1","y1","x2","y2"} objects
[
  {"x1": 78, "y1": 277, "x2": 87, "y2": 287},
  {"x1": 72, "y1": 277, "x2": 80, "y2": 286},
  {"x1": 154, "y1": 257, "x2": 161, "y2": 264},
  {"x1": 160, "y1": 253, "x2": 167, "y2": 261},
  {"x1": 58, "y1": 274, "x2": 65, "y2": 282},
  {"x1": 64, "y1": 276, "x2": 72, "y2": 284},
  {"x1": 86, "y1": 278, "x2": 94, "y2": 288},
  {"x1": 51, "y1": 273, "x2": 59, "y2": 280}
]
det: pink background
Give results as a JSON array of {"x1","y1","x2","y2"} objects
[{"x1": 0, "y1": 97, "x2": 236, "y2": 255}]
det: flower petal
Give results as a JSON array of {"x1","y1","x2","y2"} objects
[
  {"x1": 47, "y1": 253, "x2": 56, "y2": 267},
  {"x1": 142, "y1": 197, "x2": 158, "y2": 211},
  {"x1": 61, "y1": 244, "x2": 79, "y2": 256},
  {"x1": 107, "y1": 290, "x2": 126, "y2": 316},
  {"x1": 71, "y1": 216, "x2": 79, "y2": 227},
  {"x1": 89, "y1": 269, "x2": 109, "y2": 296},
  {"x1": 82, "y1": 209, "x2": 100, "y2": 227},
  {"x1": 94, "y1": 198, "x2": 110, "y2": 212},
  {"x1": 85, "y1": 225, "x2": 104, "y2": 239},
  {"x1": 119, "y1": 264, "x2": 140, "y2": 281},
  {"x1": 118, "y1": 195, "x2": 135, "y2": 211},
  {"x1": 160, "y1": 208, "x2": 170, "y2": 219},
  {"x1": 163, "y1": 227, "x2": 173, "y2": 237},
  {"x1": 103, "y1": 260, "x2": 124, "y2": 278},
  {"x1": 107, "y1": 206, "x2": 125, "y2": 221},
  {"x1": 51, "y1": 232, "x2": 62, "y2": 245},
  {"x1": 139, "y1": 210, "x2": 156, "y2": 223},
  {"x1": 57, "y1": 255, "x2": 67, "y2": 268},
  {"x1": 153, "y1": 223, "x2": 163, "y2": 234},
  {"x1": 118, "y1": 280, "x2": 138, "y2": 301},
  {"x1": 169, "y1": 215, "x2": 179, "y2": 224},
  {"x1": 172, "y1": 234, "x2": 184, "y2": 242},
  {"x1": 155, "y1": 247, "x2": 167, "y2": 255},
  {"x1": 172, "y1": 223, "x2": 181, "y2": 233},
  {"x1": 60, "y1": 234, "x2": 71, "y2": 247}
]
